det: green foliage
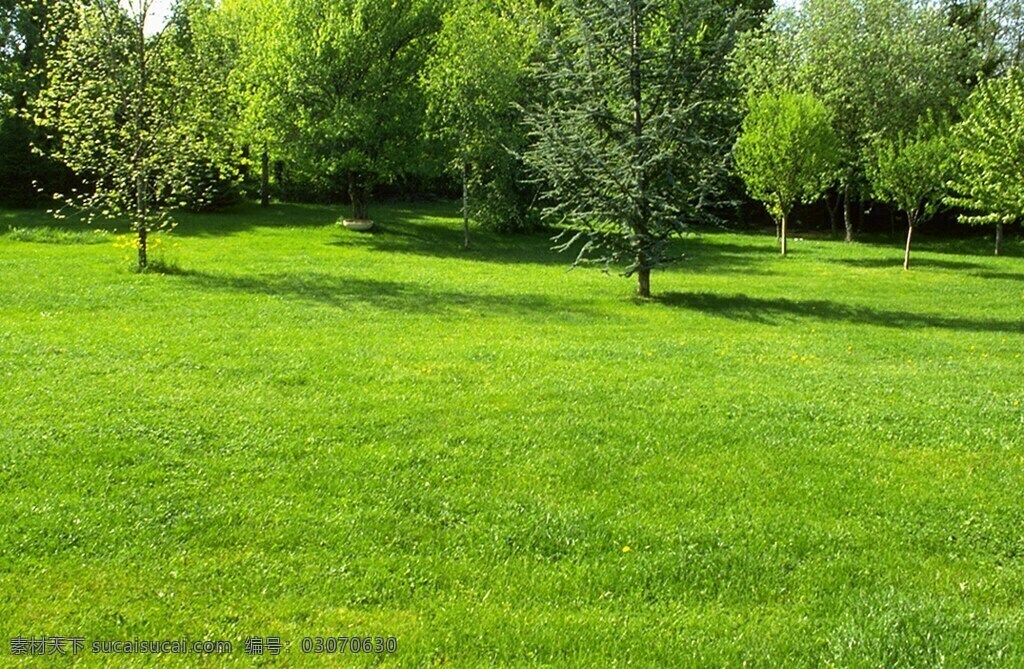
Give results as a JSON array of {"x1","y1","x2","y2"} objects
[
  {"x1": 277, "y1": 0, "x2": 441, "y2": 219},
  {"x1": 421, "y1": 0, "x2": 534, "y2": 173},
  {"x1": 733, "y1": 91, "x2": 840, "y2": 224},
  {"x1": 735, "y1": 0, "x2": 974, "y2": 191},
  {"x1": 947, "y1": 69, "x2": 1024, "y2": 227},
  {"x1": 421, "y1": 0, "x2": 541, "y2": 233},
  {"x1": 0, "y1": 0, "x2": 73, "y2": 204},
  {"x1": 162, "y1": 0, "x2": 245, "y2": 211},
  {"x1": 216, "y1": 0, "x2": 290, "y2": 200},
  {"x1": 33, "y1": 0, "x2": 248, "y2": 265},
  {"x1": 525, "y1": 0, "x2": 742, "y2": 294},
  {"x1": 866, "y1": 116, "x2": 950, "y2": 229},
  {"x1": 34, "y1": 1, "x2": 181, "y2": 231}
]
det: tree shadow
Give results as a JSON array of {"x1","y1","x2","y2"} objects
[
  {"x1": 830, "y1": 257, "x2": 988, "y2": 271},
  {"x1": 658, "y1": 291, "x2": 1022, "y2": 334},
  {"x1": 335, "y1": 206, "x2": 569, "y2": 266},
  {"x1": 170, "y1": 268, "x2": 613, "y2": 321},
  {"x1": 974, "y1": 271, "x2": 1024, "y2": 282},
  {"x1": 851, "y1": 234, "x2": 1016, "y2": 259},
  {"x1": 345, "y1": 210, "x2": 782, "y2": 272},
  {"x1": 670, "y1": 236, "x2": 779, "y2": 276},
  {"x1": 0, "y1": 203, "x2": 337, "y2": 238},
  {"x1": 170, "y1": 203, "x2": 339, "y2": 237}
]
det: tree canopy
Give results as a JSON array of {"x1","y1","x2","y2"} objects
[
  {"x1": 866, "y1": 116, "x2": 951, "y2": 268},
  {"x1": 277, "y1": 0, "x2": 440, "y2": 220},
  {"x1": 733, "y1": 91, "x2": 840, "y2": 255},
  {"x1": 947, "y1": 68, "x2": 1024, "y2": 255}
]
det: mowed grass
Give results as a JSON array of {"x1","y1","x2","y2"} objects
[{"x1": 1, "y1": 202, "x2": 1022, "y2": 667}]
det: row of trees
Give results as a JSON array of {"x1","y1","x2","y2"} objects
[
  {"x1": 1, "y1": 0, "x2": 1021, "y2": 293},
  {"x1": 731, "y1": 0, "x2": 1024, "y2": 268}
]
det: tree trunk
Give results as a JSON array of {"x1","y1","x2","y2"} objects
[
  {"x1": 637, "y1": 267, "x2": 651, "y2": 298},
  {"x1": 260, "y1": 145, "x2": 270, "y2": 207},
  {"x1": 462, "y1": 161, "x2": 470, "y2": 249},
  {"x1": 135, "y1": 13, "x2": 147, "y2": 271},
  {"x1": 826, "y1": 191, "x2": 840, "y2": 238},
  {"x1": 629, "y1": 0, "x2": 651, "y2": 299},
  {"x1": 781, "y1": 212, "x2": 788, "y2": 256},
  {"x1": 995, "y1": 222, "x2": 1004, "y2": 256},
  {"x1": 843, "y1": 185, "x2": 854, "y2": 243},
  {"x1": 904, "y1": 218, "x2": 914, "y2": 271},
  {"x1": 137, "y1": 223, "x2": 148, "y2": 271},
  {"x1": 348, "y1": 172, "x2": 369, "y2": 221},
  {"x1": 136, "y1": 171, "x2": 147, "y2": 271}
]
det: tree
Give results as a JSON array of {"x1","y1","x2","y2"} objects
[
  {"x1": 421, "y1": 0, "x2": 538, "y2": 247},
  {"x1": 35, "y1": 0, "x2": 180, "y2": 270},
  {"x1": 217, "y1": 0, "x2": 289, "y2": 207},
  {"x1": 734, "y1": 0, "x2": 973, "y2": 241},
  {"x1": 35, "y1": 0, "x2": 231, "y2": 269},
  {"x1": 278, "y1": 0, "x2": 440, "y2": 221},
  {"x1": 733, "y1": 91, "x2": 840, "y2": 256},
  {"x1": 866, "y1": 117, "x2": 950, "y2": 269},
  {"x1": 525, "y1": 0, "x2": 741, "y2": 298},
  {"x1": 163, "y1": 0, "x2": 245, "y2": 211},
  {"x1": 978, "y1": 0, "x2": 1024, "y2": 71},
  {"x1": 947, "y1": 69, "x2": 1024, "y2": 256}
]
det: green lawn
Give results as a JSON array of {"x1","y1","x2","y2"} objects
[{"x1": 1, "y1": 202, "x2": 1022, "y2": 667}]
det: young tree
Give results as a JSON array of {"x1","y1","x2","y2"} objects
[
  {"x1": 35, "y1": 0, "x2": 178, "y2": 270},
  {"x1": 525, "y1": 0, "x2": 741, "y2": 298},
  {"x1": 279, "y1": 0, "x2": 440, "y2": 221},
  {"x1": 421, "y1": 0, "x2": 538, "y2": 248},
  {"x1": 866, "y1": 118, "x2": 950, "y2": 269},
  {"x1": 733, "y1": 91, "x2": 840, "y2": 256},
  {"x1": 947, "y1": 69, "x2": 1024, "y2": 256}
]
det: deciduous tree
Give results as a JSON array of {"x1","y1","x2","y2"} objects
[
  {"x1": 947, "y1": 69, "x2": 1024, "y2": 256},
  {"x1": 421, "y1": 0, "x2": 538, "y2": 247},
  {"x1": 735, "y1": 0, "x2": 973, "y2": 241},
  {"x1": 35, "y1": 0, "x2": 179, "y2": 270},
  {"x1": 733, "y1": 91, "x2": 840, "y2": 256},
  {"x1": 866, "y1": 117, "x2": 950, "y2": 269},
  {"x1": 279, "y1": 0, "x2": 440, "y2": 221}
]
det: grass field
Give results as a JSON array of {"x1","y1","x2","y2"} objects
[{"x1": 1, "y1": 202, "x2": 1023, "y2": 667}]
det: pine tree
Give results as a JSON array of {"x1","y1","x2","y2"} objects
[{"x1": 525, "y1": 0, "x2": 741, "y2": 297}]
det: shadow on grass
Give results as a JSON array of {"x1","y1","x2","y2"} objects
[
  {"x1": 171, "y1": 268, "x2": 611, "y2": 320},
  {"x1": 974, "y1": 270, "x2": 1024, "y2": 282},
  {"x1": 830, "y1": 257, "x2": 988, "y2": 271},
  {"x1": 0, "y1": 203, "x2": 339, "y2": 238},
  {"x1": 170, "y1": 203, "x2": 339, "y2": 237},
  {"x1": 659, "y1": 291, "x2": 1022, "y2": 334},
  {"x1": 671, "y1": 237, "x2": 779, "y2": 276},
  {"x1": 335, "y1": 205, "x2": 568, "y2": 266}
]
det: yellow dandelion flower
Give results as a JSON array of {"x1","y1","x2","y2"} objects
[{"x1": 622, "y1": 546, "x2": 631, "y2": 553}]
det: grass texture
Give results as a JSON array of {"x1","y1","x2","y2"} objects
[{"x1": 1, "y1": 203, "x2": 1022, "y2": 667}]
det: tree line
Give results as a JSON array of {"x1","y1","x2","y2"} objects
[{"x1": 0, "y1": 0, "x2": 1020, "y2": 294}]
